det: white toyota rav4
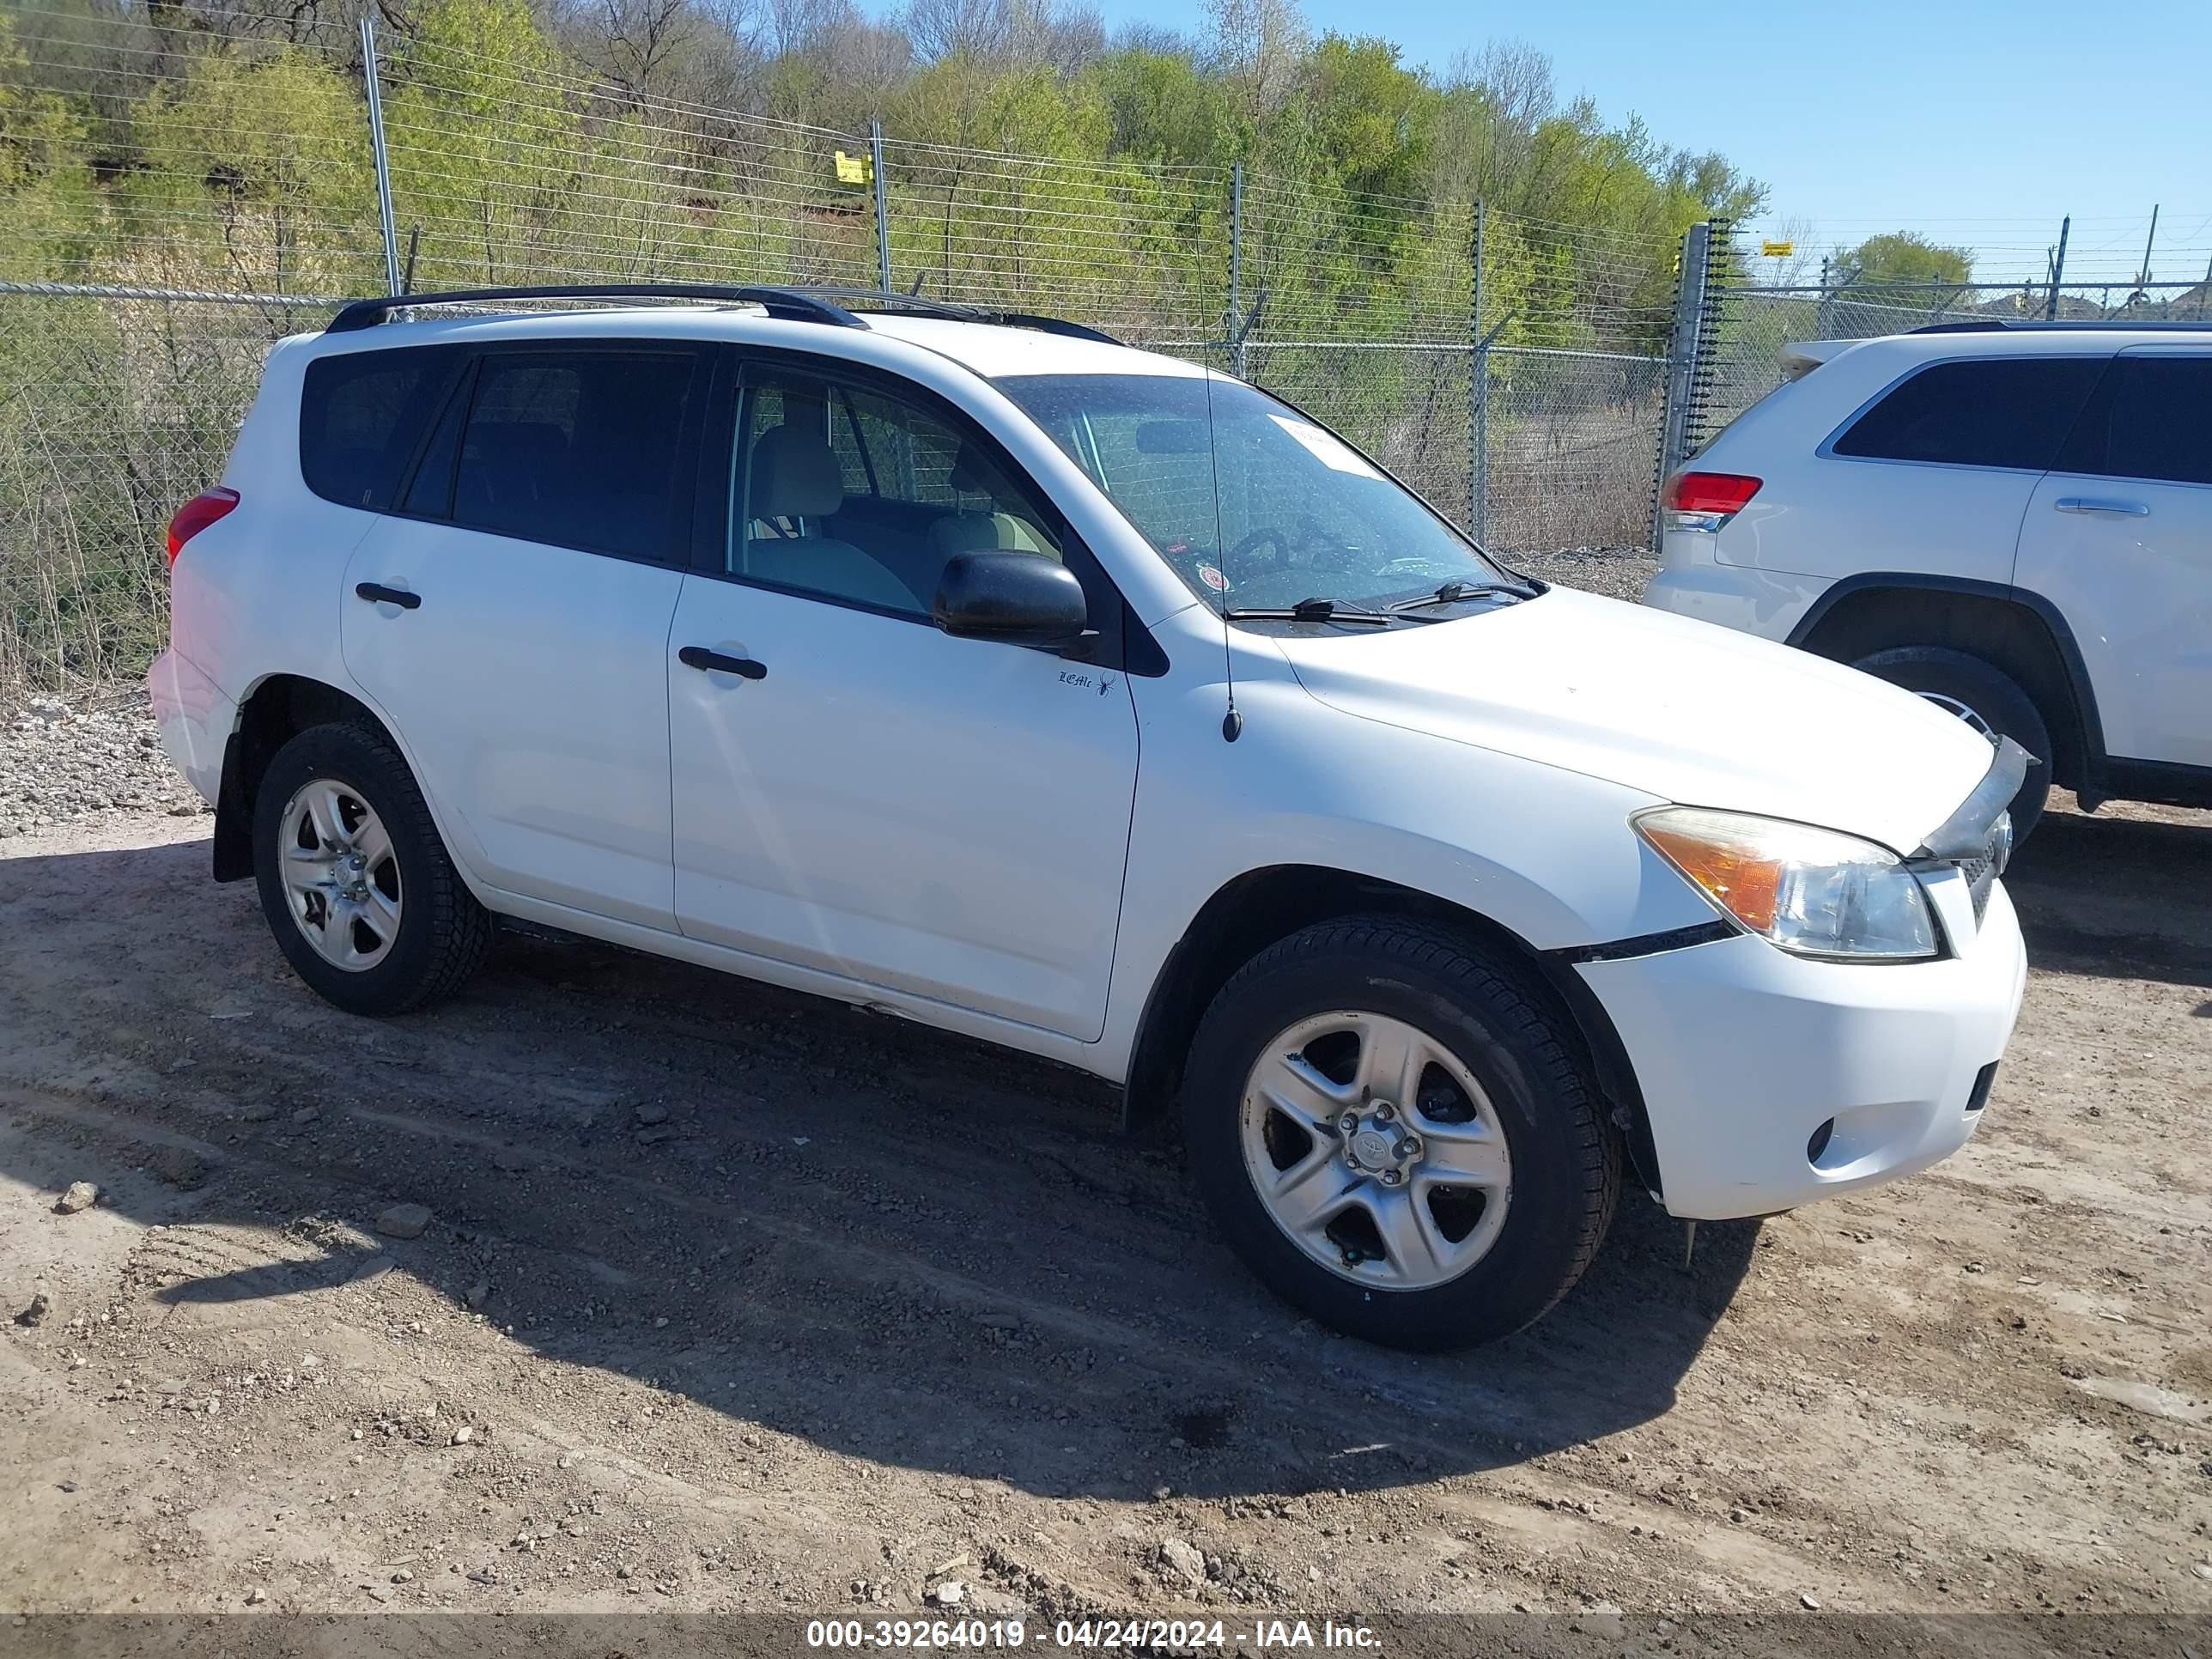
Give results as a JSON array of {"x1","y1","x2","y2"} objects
[{"x1": 150, "y1": 285, "x2": 2027, "y2": 1349}]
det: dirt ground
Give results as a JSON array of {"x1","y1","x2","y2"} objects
[{"x1": 2, "y1": 785, "x2": 2209, "y2": 1649}]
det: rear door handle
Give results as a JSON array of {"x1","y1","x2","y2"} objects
[
  {"x1": 355, "y1": 581, "x2": 422, "y2": 609},
  {"x1": 2054, "y1": 496, "x2": 2149, "y2": 517},
  {"x1": 679, "y1": 645, "x2": 767, "y2": 680}
]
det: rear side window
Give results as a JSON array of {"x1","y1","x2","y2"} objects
[
  {"x1": 2057, "y1": 356, "x2": 2212, "y2": 486},
  {"x1": 1831, "y1": 357, "x2": 2105, "y2": 471},
  {"x1": 445, "y1": 349, "x2": 700, "y2": 562},
  {"x1": 299, "y1": 348, "x2": 459, "y2": 510}
]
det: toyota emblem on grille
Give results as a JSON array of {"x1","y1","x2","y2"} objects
[{"x1": 1988, "y1": 811, "x2": 2014, "y2": 877}]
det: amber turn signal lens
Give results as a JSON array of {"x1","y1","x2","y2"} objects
[{"x1": 1637, "y1": 820, "x2": 1784, "y2": 931}]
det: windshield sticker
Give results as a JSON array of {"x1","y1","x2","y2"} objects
[
  {"x1": 1197, "y1": 563, "x2": 1228, "y2": 592},
  {"x1": 1268, "y1": 415, "x2": 1384, "y2": 479}
]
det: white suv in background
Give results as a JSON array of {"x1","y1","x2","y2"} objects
[
  {"x1": 151, "y1": 284, "x2": 2026, "y2": 1350},
  {"x1": 1646, "y1": 321, "x2": 2212, "y2": 838}
]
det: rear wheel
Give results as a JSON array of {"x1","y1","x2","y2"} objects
[
  {"x1": 252, "y1": 722, "x2": 492, "y2": 1016},
  {"x1": 1853, "y1": 645, "x2": 2052, "y2": 841},
  {"x1": 1182, "y1": 917, "x2": 1619, "y2": 1350}
]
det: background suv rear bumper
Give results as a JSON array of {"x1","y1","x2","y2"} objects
[{"x1": 1576, "y1": 882, "x2": 2027, "y2": 1219}]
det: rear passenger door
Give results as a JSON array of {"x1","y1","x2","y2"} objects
[
  {"x1": 341, "y1": 341, "x2": 708, "y2": 930},
  {"x1": 2016, "y1": 349, "x2": 2212, "y2": 768},
  {"x1": 665, "y1": 352, "x2": 1139, "y2": 1042}
]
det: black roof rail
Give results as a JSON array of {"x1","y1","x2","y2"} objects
[
  {"x1": 1911, "y1": 317, "x2": 2212, "y2": 335},
  {"x1": 779, "y1": 286, "x2": 1125, "y2": 345},
  {"x1": 324, "y1": 283, "x2": 866, "y2": 334}
]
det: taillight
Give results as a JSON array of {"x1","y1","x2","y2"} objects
[
  {"x1": 166, "y1": 487, "x2": 240, "y2": 565},
  {"x1": 1665, "y1": 471, "x2": 1761, "y2": 532}
]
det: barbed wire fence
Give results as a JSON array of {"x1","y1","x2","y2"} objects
[
  {"x1": 13, "y1": 4, "x2": 2195, "y2": 697},
  {"x1": 0, "y1": 5, "x2": 1689, "y2": 694}
]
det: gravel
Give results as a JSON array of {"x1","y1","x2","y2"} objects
[
  {"x1": 1510, "y1": 547, "x2": 1658, "y2": 605},
  {"x1": 1, "y1": 687, "x2": 210, "y2": 841}
]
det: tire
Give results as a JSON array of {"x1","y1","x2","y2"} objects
[
  {"x1": 252, "y1": 721, "x2": 493, "y2": 1016},
  {"x1": 1852, "y1": 646, "x2": 2052, "y2": 841},
  {"x1": 1181, "y1": 917, "x2": 1619, "y2": 1351}
]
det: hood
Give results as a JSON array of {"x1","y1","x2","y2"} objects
[{"x1": 1275, "y1": 586, "x2": 1999, "y2": 855}]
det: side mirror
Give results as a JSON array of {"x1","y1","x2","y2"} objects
[{"x1": 933, "y1": 551, "x2": 1089, "y2": 650}]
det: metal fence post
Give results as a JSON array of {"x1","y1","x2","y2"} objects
[
  {"x1": 360, "y1": 15, "x2": 402, "y2": 296},
  {"x1": 1228, "y1": 161, "x2": 1245, "y2": 379},
  {"x1": 2045, "y1": 216, "x2": 2069, "y2": 320},
  {"x1": 1650, "y1": 220, "x2": 1711, "y2": 550},
  {"x1": 1468, "y1": 200, "x2": 1486, "y2": 543},
  {"x1": 870, "y1": 119, "x2": 890, "y2": 296}
]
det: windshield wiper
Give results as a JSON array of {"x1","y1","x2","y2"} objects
[
  {"x1": 1222, "y1": 597, "x2": 1395, "y2": 626},
  {"x1": 1386, "y1": 578, "x2": 1540, "y2": 613}
]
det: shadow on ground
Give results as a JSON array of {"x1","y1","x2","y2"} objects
[{"x1": 44, "y1": 805, "x2": 2180, "y2": 1502}]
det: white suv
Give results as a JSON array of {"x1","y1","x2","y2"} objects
[
  {"x1": 150, "y1": 284, "x2": 2027, "y2": 1349},
  {"x1": 1646, "y1": 321, "x2": 2212, "y2": 839}
]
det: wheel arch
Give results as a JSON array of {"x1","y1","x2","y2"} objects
[
  {"x1": 1786, "y1": 573, "x2": 2106, "y2": 798},
  {"x1": 213, "y1": 674, "x2": 404, "y2": 882},
  {"x1": 1121, "y1": 864, "x2": 1664, "y2": 1200}
]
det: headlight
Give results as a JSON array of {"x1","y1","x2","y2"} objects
[{"x1": 1635, "y1": 806, "x2": 1937, "y2": 961}]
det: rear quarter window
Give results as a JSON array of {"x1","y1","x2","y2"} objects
[
  {"x1": 1830, "y1": 356, "x2": 2106, "y2": 471},
  {"x1": 299, "y1": 348, "x2": 460, "y2": 510}
]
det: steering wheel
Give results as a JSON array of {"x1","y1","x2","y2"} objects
[{"x1": 1227, "y1": 526, "x2": 1289, "y2": 572}]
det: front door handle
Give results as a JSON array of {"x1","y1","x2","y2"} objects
[
  {"x1": 2054, "y1": 496, "x2": 2150, "y2": 517},
  {"x1": 679, "y1": 645, "x2": 767, "y2": 680},
  {"x1": 355, "y1": 581, "x2": 422, "y2": 609}
]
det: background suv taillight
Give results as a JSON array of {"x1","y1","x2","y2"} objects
[
  {"x1": 166, "y1": 487, "x2": 240, "y2": 565},
  {"x1": 1664, "y1": 471, "x2": 1761, "y2": 533}
]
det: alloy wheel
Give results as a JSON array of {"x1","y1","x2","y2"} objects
[
  {"x1": 278, "y1": 777, "x2": 402, "y2": 972},
  {"x1": 1238, "y1": 1010, "x2": 1512, "y2": 1291}
]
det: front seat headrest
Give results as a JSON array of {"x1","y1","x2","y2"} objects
[{"x1": 749, "y1": 424, "x2": 844, "y2": 520}]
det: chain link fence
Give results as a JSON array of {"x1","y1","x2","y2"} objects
[
  {"x1": 0, "y1": 3, "x2": 1706, "y2": 692},
  {"x1": 0, "y1": 291, "x2": 344, "y2": 690}
]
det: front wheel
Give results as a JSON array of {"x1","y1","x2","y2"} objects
[
  {"x1": 252, "y1": 722, "x2": 493, "y2": 1016},
  {"x1": 1182, "y1": 918, "x2": 1619, "y2": 1350}
]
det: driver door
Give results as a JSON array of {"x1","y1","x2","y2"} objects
[{"x1": 665, "y1": 352, "x2": 1140, "y2": 1042}]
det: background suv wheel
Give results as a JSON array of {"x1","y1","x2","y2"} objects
[
  {"x1": 1182, "y1": 916, "x2": 1620, "y2": 1350},
  {"x1": 1853, "y1": 646, "x2": 2053, "y2": 841},
  {"x1": 252, "y1": 722, "x2": 492, "y2": 1016}
]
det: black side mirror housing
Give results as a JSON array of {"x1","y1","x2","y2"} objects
[{"x1": 933, "y1": 551, "x2": 1089, "y2": 650}]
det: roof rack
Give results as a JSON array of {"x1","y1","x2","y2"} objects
[
  {"x1": 788, "y1": 287, "x2": 1124, "y2": 345},
  {"x1": 322, "y1": 282, "x2": 1126, "y2": 345},
  {"x1": 1911, "y1": 318, "x2": 2212, "y2": 335},
  {"x1": 325, "y1": 283, "x2": 867, "y2": 334}
]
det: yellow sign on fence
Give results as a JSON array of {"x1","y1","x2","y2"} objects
[
  {"x1": 834, "y1": 150, "x2": 872, "y2": 186},
  {"x1": 1760, "y1": 239, "x2": 1796, "y2": 257}
]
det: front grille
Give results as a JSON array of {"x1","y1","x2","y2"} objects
[{"x1": 1931, "y1": 813, "x2": 2013, "y2": 927}]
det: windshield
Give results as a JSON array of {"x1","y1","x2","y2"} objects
[{"x1": 993, "y1": 372, "x2": 1510, "y2": 615}]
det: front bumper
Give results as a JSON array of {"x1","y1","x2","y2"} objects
[
  {"x1": 1577, "y1": 879, "x2": 2027, "y2": 1220},
  {"x1": 147, "y1": 647, "x2": 233, "y2": 808}
]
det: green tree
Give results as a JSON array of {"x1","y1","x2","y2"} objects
[{"x1": 1837, "y1": 231, "x2": 1972, "y2": 290}]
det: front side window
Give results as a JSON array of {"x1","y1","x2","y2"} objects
[
  {"x1": 1830, "y1": 356, "x2": 2104, "y2": 471},
  {"x1": 446, "y1": 349, "x2": 698, "y2": 561},
  {"x1": 728, "y1": 366, "x2": 1062, "y2": 617},
  {"x1": 2059, "y1": 356, "x2": 2212, "y2": 487},
  {"x1": 994, "y1": 372, "x2": 1505, "y2": 614}
]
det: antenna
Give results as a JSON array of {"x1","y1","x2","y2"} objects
[{"x1": 1200, "y1": 366, "x2": 1241, "y2": 742}]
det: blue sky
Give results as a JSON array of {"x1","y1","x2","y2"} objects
[{"x1": 1085, "y1": 0, "x2": 2212, "y2": 285}]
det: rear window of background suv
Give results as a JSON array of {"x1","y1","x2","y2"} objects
[{"x1": 1829, "y1": 356, "x2": 2106, "y2": 471}]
